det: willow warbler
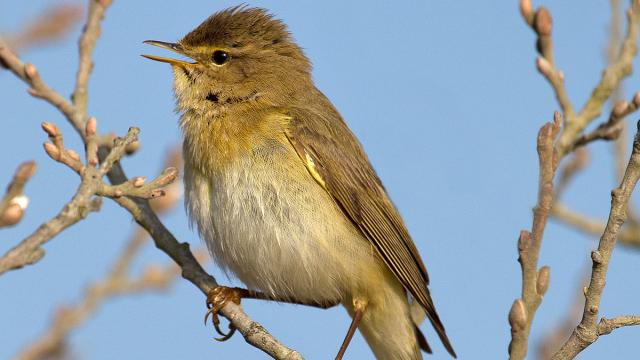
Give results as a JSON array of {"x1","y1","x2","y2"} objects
[{"x1": 143, "y1": 6, "x2": 455, "y2": 360}]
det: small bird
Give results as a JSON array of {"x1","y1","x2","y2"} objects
[{"x1": 143, "y1": 6, "x2": 455, "y2": 360}]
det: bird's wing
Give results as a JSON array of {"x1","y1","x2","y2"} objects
[{"x1": 282, "y1": 107, "x2": 455, "y2": 357}]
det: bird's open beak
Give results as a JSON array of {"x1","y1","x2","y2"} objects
[{"x1": 142, "y1": 40, "x2": 196, "y2": 66}]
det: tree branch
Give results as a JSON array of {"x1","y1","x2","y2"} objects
[
  {"x1": 597, "y1": 315, "x2": 640, "y2": 335},
  {"x1": 551, "y1": 121, "x2": 640, "y2": 359},
  {"x1": 570, "y1": 92, "x2": 640, "y2": 152},
  {"x1": 0, "y1": 122, "x2": 176, "y2": 275},
  {"x1": 72, "y1": 0, "x2": 112, "y2": 123},
  {"x1": 520, "y1": 0, "x2": 574, "y2": 119},
  {"x1": 557, "y1": 0, "x2": 640, "y2": 156},
  {"x1": 508, "y1": 112, "x2": 561, "y2": 360}
]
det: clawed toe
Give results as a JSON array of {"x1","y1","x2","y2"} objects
[{"x1": 204, "y1": 286, "x2": 242, "y2": 341}]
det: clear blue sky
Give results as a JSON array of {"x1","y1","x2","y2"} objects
[{"x1": 2, "y1": 1, "x2": 640, "y2": 359}]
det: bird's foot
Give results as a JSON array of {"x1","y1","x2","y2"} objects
[{"x1": 204, "y1": 286, "x2": 243, "y2": 341}]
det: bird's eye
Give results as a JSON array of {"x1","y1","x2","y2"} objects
[{"x1": 212, "y1": 50, "x2": 229, "y2": 65}]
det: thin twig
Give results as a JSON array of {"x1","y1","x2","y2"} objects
[
  {"x1": 0, "y1": 123, "x2": 173, "y2": 275},
  {"x1": 557, "y1": 0, "x2": 640, "y2": 156},
  {"x1": 551, "y1": 202, "x2": 640, "y2": 248},
  {"x1": 571, "y1": 93, "x2": 640, "y2": 151},
  {"x1": 0, "y1": 177, "x2": 101, "y2": 274},
  {"x1": 520, "y1": 0, "x2": 574, "y2": 119},
  {"x1": 72, "y1": 0, "x2": 112, "y2": 124},
  {"x1": 551, "y1": 121, "x2": 640, "y2": 359},
  {"x1": 0, "y1": 40, "x2": 79, "y2": 133},
  {"x1": 508, "y1": 112, "x2": 561, "y2": 360},
  {"x1": 597, "y1": 315, "x2": 640, "y2": 335}
]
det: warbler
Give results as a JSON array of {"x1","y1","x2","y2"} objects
[{"x1": 143, "y1": 6, "x2": 455, "y2": 360}]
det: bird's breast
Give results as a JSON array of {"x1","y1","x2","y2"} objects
[{"x1": 184, "y1": 138, "x2": 378, "y2": 304}]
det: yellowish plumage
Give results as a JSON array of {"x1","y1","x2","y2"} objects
[{"x1": 145, "y1": 6, "x2": 455, "y2": 359}]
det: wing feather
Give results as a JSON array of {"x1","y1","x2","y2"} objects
[{"x1": 283, "y1": 107, "x2": 455, "y2": 357}]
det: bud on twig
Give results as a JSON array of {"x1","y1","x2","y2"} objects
[
  {"x1": 43, "y1": 142, "x2": 61, "y2": 160},
  {"x1": 86, "y1": 117, "x2": 97, "y2": 137},
  {"x1": 534, "y1": 7, "x2": 553, "y2": 36},
  {"x1": 24, "y1": 63, "x2": 38, "y2": 80},
  {"x1": 518, "y1": 230, "x2": 532, "y2": 252},
  {"x1": 41, "y1": 122, "x2": 59, "y2": 137},
  {"x1": 536, "y1": 266, "x2": 550, "y2": 296},
  {"x1": 633, "y1": 92, "x2": 640, "y2": 108},
  {"x1": 519, "y1": 0, "x2": 534, "y2": 25},
  {"x1": 612, "y1": 101, "x2": 629, "y2": 118},
  {"x1": 509, "y1": 299, "x2": 527, "y2": 331},
  {"x1": 536, "y1": 57, "x2": 553, "y2": 78},
  {"x1": 157, "y1": 167, "x2": 179, "y2": 186},
  {"x1": 66, "y1": 149, "x2": 81, "y2": 162},
  {"x1": 125, "y1": 140, "x2": 140, "y2": 155},
  {"x1": 16, "y1": 161, "x2": 37, "y2": 179},
  {"x1": 0, "y1": 204, "x2": 25, "y2": 226},
  {"x1": 132, "y1": 177, "x2": 146, "y2": 187}
]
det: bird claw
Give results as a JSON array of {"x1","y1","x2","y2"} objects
[{"x1": 204, "y1": 286, "x2": 242, "y2": 341}]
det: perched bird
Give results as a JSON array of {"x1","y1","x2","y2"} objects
[{"x1": 143, "y1": 6, "x2": 455, "y2": 360}]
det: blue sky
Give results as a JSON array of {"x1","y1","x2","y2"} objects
[{"x1": 2, "y1": 1, "x2": 640, "y2": 359}]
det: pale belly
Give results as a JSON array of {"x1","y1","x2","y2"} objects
[{"x1": 184, "y1": 145, "x2": 378, "y2": 305}]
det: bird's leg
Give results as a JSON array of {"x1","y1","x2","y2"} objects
[
  {"x1": 239, "y1": 287, "x2": 339, "y2": 309},
  {"x1": 205, "y1": 286, "x2": 339, "y2": 341},
  {"x1": 335, "y1": 299, "x2": 367, "y2": 360}
]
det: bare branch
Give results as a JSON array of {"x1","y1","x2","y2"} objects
[
  {"x1": 551, "y1": 121, "x2": 640, "y2": 358},
  {"x1": 508, "y1": 112, "x2": 561, "y2": 360},
  {"x1": 0, "y1": 178, "x2": 101, "y2": 275},
  {"x1": 0, "y1": 41, "x2": 79, "y2": 133},
  {"x1": 98, "y1": 168, "x2": 178, "y2": 199},
  {"x1": 0, "y1": 122, "x2": 175, "y2": 275},
  {"x1": 557, "y1": 0, "x2": 640, "y2": 156},
  {"x1": 522, "y1": 3, "x2": 574, "y2": 119},
  {"x1": 570, "y1": 92, "x2": 640, "y2": 151},
  {"x1": 98, "y1": 126, "x2": 140, "y2": 176},
  {"x1": 597, "y1": 315, "x2": 640, "y2": 335},
  {"x1": 72, "y1": 0, "x2": 112, "y2": 122}
]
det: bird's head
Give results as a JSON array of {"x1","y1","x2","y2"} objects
[{"x1": 143, "y1": 6, "x2": 312, "y2": 115}]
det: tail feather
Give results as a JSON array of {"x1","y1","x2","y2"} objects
[
  {"x1": 423, "y1": 296, "x2": 457, "y2": 358},
  {"x1": 411, "y1": 295, "x2": 457, "y2": 358},
  {"x1": 414, "y1": 326, "x2": 432, "y2": 354}
]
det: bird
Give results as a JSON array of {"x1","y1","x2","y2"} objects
[{"x1": 143, "y1": 6, "x2": 455, "y2": 360}]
